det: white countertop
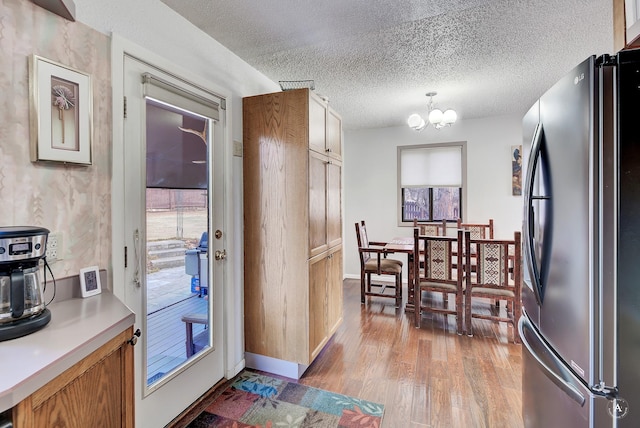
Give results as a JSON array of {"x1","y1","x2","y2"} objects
[{"x1": 0, "y1": 291, "x2": 135, "y2": 413}]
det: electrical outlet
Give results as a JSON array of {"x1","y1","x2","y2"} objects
[{"x1": 46, "y1": 233, "x2": 63, "y2": 262}]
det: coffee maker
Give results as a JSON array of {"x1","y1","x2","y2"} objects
[{"x1": 0, "y1": 226, "x2": 51, "y2": 341}]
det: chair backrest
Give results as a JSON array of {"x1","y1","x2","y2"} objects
[
  {"x1": 355, "y1": 222, "x2": 371, "y2": 265},
  {"x1": 414, "y1": 227, "x2": 462, "y2": 286},
  {"x1": 412, "y1": 219, "x2": 447, "y2": 236},
  {"x1": 457, "y1": 218, "x2": 494, "y2": 239},
  {"x1": 465, "y1": 230, "x2": 521, "y2": 290}
]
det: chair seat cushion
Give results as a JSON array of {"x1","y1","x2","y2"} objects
[
  {"x1": 365, "y1": 258, "x2": 403, "y2": 274},
  {"x1": 418, "y1": 280, "x2": 460, "y2": 292},
  {"x1": 471, "y1": 287, "x2": 515, "y2": 298},
  {"x1": 384, "y1": 257, "x2": 403, "y2": 267}
]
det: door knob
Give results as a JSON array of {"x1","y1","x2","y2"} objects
[{"x1": 214, "y1": 249, "x2": 227, "y2": 260}]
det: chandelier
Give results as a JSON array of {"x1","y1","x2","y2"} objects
[{"x1": 407, "y1": 92, "x2": 457, "y2": 131}]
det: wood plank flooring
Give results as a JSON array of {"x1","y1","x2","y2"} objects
[
  {"x1": 302, "y1": 279, "x2": 523, "y2": 427},
  {"x1": 170, "y1": 278, "x2": 523, "y2": 427}
]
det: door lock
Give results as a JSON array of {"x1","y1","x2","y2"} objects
[{"x1": 214, "y1": 249, "x2": 227, "y2": 260}]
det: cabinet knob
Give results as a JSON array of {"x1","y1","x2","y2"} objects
[{"x1": 128, "y1": 328, "x2": 141, "y2": 346}]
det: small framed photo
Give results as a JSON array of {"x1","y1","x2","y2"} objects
[
  {"x1": 29, "y1": 55, "x2": 93, "y2": 165},
  {"x1": 79, "y1": 266, "x2": 102, "y2": 298}
]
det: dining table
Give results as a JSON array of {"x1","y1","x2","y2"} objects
[
  {"x1": 384, "y1": 237, "x2": 417, "y2": 312},
  {"x1": 383, "y1": 229, "x2": 518, "y2": 315}
]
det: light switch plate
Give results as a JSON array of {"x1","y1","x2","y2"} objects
[{"x1": 233, "y1": 140, "x2": 243, "y2": 157}]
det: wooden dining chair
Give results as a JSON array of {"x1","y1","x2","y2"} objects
[
  {"x1": 412, "y1": 219, "x2": 446, "y2": 270},
  {"x1": 454, "y1": 218, "x2": 494, "y2": 271},
  {"x1": 355, "y1": 221, "x2": 403, "y2": 307},
  {"x1": 457, "y1": 218, "x2": 494, "y2": 239},
  {"x1": 413, "y1": 228, "x2": 464, "y2": 333},
  {"x1": 412, "y1": 218, "x2": 447, "y2": 236},
  {"x1": 464, "y1": 230, "x2": 522, "y2": 343}
]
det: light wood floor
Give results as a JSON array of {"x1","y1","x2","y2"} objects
[
  {"x1": 301, "y1": 278, "x2": 523, "y2": 428},
  {"x1": 171, "y1": 278, "x2": 523, "y2": 427}
]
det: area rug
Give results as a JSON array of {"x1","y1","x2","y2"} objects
[{"x1": 186, "y1": 371, "x2": 385, "y2": 428}]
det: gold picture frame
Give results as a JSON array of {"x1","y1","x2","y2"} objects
[{"x1": 29, "y1": 55, "x2": 92, "y2": 165}]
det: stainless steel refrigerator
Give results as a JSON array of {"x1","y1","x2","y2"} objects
[{"x1": 521, "y1": 48, "x2": 640, "y2": 427}]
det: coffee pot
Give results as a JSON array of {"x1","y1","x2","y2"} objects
[{"x1": 0, "y1": 226, "x2": 51, "y2": 341}]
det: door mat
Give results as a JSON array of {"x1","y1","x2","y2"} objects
[{"x1": 187, "y1": 371, "x2": 384, "y2": 427}]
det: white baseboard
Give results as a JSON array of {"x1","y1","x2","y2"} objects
[{"x1": 244, "y1": 352, "x2": 309, "y2": 379}]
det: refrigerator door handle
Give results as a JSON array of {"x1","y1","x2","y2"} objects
[
  {"x1": 518, "y1": 315, "x2": 586, "y2": 406},
  {"x1": 523, "y1": 122, "x2": 545, "y2": 305}
]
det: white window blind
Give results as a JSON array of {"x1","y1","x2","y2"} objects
[
  {"x1": 400, "y1": 145, "x2": 462, "y2": 187},
  {"x1": 142, "y1": 73, "x2": 219, "y2": 121}
]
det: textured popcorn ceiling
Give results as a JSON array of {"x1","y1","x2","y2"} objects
[{"x1": 161, "y1": 0, "x2": 613, "y2": 130}]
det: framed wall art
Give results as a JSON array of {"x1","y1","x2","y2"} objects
[
  {"x1": 512, "y1": 145, "x2": 522, "y2": 196},
  {"x1": 29, "y1": 55, "x2": 93, "y2": 165}
]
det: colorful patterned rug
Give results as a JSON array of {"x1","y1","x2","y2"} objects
[{"x1": 186, "y1": 371, "x2": 384, "y2": 428}]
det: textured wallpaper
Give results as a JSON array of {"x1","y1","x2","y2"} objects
[{"x1": 0, "y1": 0, "x2": 112, "y2": 287}]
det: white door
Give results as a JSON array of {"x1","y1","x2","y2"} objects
[{"x1": 121, "y1": 55, "x2": 225, "y2": 427}]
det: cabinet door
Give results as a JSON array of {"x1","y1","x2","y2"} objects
[
  {"x1": 308, "y1": 93, "x2": 326, "y2": 155},
  {"x1": 33, "y1": 349, "x2": 123, "y2": 427},
  {"x1": 309, "y1": 253, "x2": 328, "y2": 361},
  {"x1": 309, "y1": 151, "x2": 328, "y2": 257},
  {"x1": 327, "y1": 160, "x2": 342, "y2": 248},
  {"x1": 13, "y1": 328, "x2": 133, "y2": 428},
  {"x1": 327, "y1": 246, "x2": 343, "y2": 336},
  {"x1": 326, "y1": 108, "x2": 342, "y2": 160}
]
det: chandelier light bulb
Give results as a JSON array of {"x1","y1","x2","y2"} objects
[
  {"x1": 442, "y1": 109, "x2": 457, "y2": 125},
  {"x1": 428, "y1": 108, "x2": 444, "y2": 125},
  {"x1": 407, "y1": 91, "x2": 457, "y2": 131},
  {"x1": 407, "y1": 113, "x2": 426, "y2": 130}
]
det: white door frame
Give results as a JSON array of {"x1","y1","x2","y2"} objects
[{"x1": 110, "y1": 33, "x2": 243, "y2": 426}]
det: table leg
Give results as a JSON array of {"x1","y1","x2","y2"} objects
[{"x1": 404, "y1": 252, "x2": 415, "y2": 312}]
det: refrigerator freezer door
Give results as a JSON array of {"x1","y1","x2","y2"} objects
[{"x1": 536, "y1": 56, "x2": 598, "y2": 386}]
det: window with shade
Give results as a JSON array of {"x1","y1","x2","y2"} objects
[{"x1": 398, "y1": 143, "x2": 466, "y2": 224}]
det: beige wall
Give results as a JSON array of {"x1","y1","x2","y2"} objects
[{"x1": 0, "y1": 0, "x2": 112, "y2": 285}]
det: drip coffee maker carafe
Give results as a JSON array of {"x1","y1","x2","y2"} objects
[{"x1": 0, "y1": 226, "x2": 51, "y2": 341}]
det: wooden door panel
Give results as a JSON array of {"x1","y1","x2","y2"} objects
[
  {"x1": 309, "y1": 254, "x2": 328, "y2": 361},
  {"x1": 32, "y1": 348, "x2": 123, "y2": 427},
  {"x1": 326, "y1": 108, "x2": 342, "y2": 159},
  {"x1": 309, "y1": 151, "x2": 327, "y2": 257},
  {"x1": 327, "y1": 161, "x2": 342, "y2": 248},
  {"x1": 308, "y1": 93, "x2": 326, "y2": 154},
  {"x1": 327, "y1": 246, "x2": 343, "y2": 336}
]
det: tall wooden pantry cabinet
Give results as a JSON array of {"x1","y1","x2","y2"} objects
[{"x1": 243, "y1": 88, "x2": 343, "y2": 378}]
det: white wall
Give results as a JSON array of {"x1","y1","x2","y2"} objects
[
  {"x1": 75, "y1": 0, "x2": 280, "y2": 140},
  {"x1": 344, "y1": 114, "x2": 525, "y2": 280}
]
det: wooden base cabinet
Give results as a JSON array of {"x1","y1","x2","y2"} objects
[
  {"x1": 12, "y1": 327, "x2": 134, "y2": 428},
  {"x1": 243, "y1": 88, "x2": 343, "y2": 374},
  {"x1": 309, "y1": 246, "x2": 343, "y2": 362}
]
